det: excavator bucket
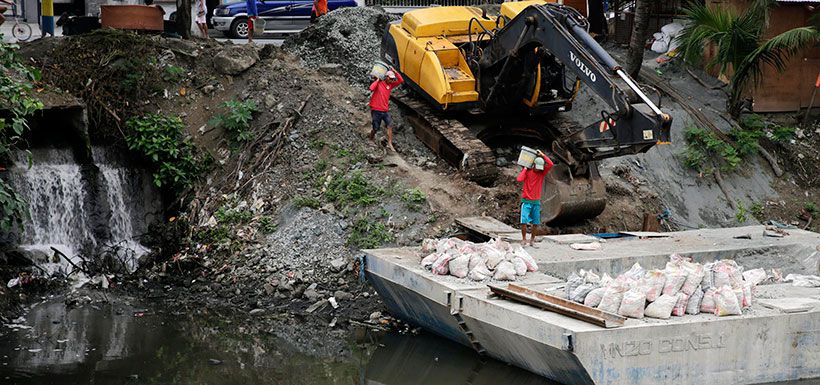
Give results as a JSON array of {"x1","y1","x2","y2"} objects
[{"x1": 541, "y1": 161, "x2": 606, "y2": 223}]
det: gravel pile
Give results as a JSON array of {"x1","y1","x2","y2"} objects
[{"x1": 283, "y1": 7, "x2": 399, "y2": 86}]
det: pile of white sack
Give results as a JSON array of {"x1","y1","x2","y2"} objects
[
  {"x1": 567, "y1": 255, "x2": 771, "y2": 320},
  {"x1": 420, "y1": 238, "x2": 538, "y2": 281},
  {"x1": 651, "y1": 22, "x2": 685, "y2": 54}
]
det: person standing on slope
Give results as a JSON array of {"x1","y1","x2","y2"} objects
[
  {"x1": 516, "y1": 150, "x2": 554, "y2": 246},
  {"x1": 369, "y1": 68, "x2": 403, "y2": 151}
]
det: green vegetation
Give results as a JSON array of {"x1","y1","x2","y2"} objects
[
  {"x1": 125, "y1": 113, "x2": 200, "y2": 190},
  {"x1": 677, "y1": 0, "x2": 820, "y2": 116},
  {"x1": 214, "y1": 205, "x2": 253, "y2": 224},
  {"x1": 162, "y1": 65, "x2": 186, "y2": 83},
  {"x1": 324, "y1": 171, "x2": 383, "y2": 207},
  {"x1": 293, "y1": 195, "x2": 321, "y2": 209},
  {"x1": 193, "y1": 225, "x2": 232, "y2": 245},
  {"x1": 348, "y1": 217, "x2": 393, "y2": 248},
  {"x1": 401, "y1": 188, "x2": 427, "y2": 211},
  {"x1": 210, "y1": 99, "x2": 258, "y2": 146},
  {"x1": 0, "y1": 38, "x2": 44, "y2": 231},
  {"x1": 806, "y1": 202, "x2": 818, "y2": 218},
  {"x1": 683, "y1": 126, "x2": 741, "y2": 172},
  {"x1": 735, "y1": 201, "x2": 748, "y2": 223},
  {"x1": 257, "y1": 216, "x2": 277, "y2": 234},
  {"x1": 750, "y1": 202, "x2": 765, "y2": 222}
]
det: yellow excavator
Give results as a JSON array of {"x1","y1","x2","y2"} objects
[{"x1": 380, "y1": 0, "x2": 672, "y2": 223}]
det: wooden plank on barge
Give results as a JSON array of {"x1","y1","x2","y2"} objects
[{"x1": 488, "y1": 283, "x2": 626, "y2": 328}]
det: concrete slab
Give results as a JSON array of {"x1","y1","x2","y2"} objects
[
  {"x1": 455, "y1": 216, "x2": 519, "y2": 239},
  {"x1": 620, "y1": 231, "x2": 670, "y2": 238},
  {"x1": 758, "y1": 297, "x2": 820, "y2": 313},
  {"x1": 543, "y1": 234, "x2": 601, "y2": 244}
]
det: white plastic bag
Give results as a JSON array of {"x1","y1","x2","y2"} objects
[
  {"x1": 622, "y1": 263, "x2": 646, "y2": 281},
  {"x1": 468, "y1": 263, "x2": 492, "y2": 281},
  {"x1": 448, "y1": 255, "x2": 470, "y2": 278},
  {"x1": 512, "y1": 258, "x2": 528, "y2": 276},
  {"x1": 700, "y1": 287, "x2": 718, "y2": 313},
  {"x1": 421, "y1": 253, "x2": 439, "y2": 269},
  {"x1": 584, "y1": 287, "x2": 607, "y2": 308},
  {"x1": 662, "y1": 272, "x2": 686, "y2": 296},
  {"x1": 742, "y1": 283, "x2": 753, "y2": 308},
  {"x1": 512, "y1": 246, "x2": 538, "y2": 272},
  {"x1": 742, "y1": 268, "x2": 768, "y2": 286},
  {"x1": 645, "y1": 293, "x2": 678, "y2": 319},
  {"x1": 643, "y1": 270, "x2": 667, "y2": 302},
  {"x1": 618, "y1": 287, "x2": 647, "y2": 319},
  {"x1": 431, "y1": 253, "x2": 453, "y2": 275},
  {"x1": 493, "y1": 261, "x2": 517, "y2": 281},
  {"x1": 468, "y1": 254, "x2": 487, "y2": 271},
  {"x1": 671, "y1": 293, "x2": 689, "y2": 316},
  {"x1": 685, "y1": 286, "x2": 704, "y2": 315},
  {"x1": 681, "y1": 262, "x2": 705, "y2": 295},
  {"x1": 566, "y1": 272, "x2": 585, "y2": 298},
  {"x1": 421, "y1": 238, "x2": 438, "y2": 254},
  {"x1": 714, "y1": 285, "x2": 742, "y2": 316},
  {"x1": 485, "y1": 249, "x2": 505, "y2": 270},
  {"x1": 597, "y1": 286, "x2": 625, "y2": 314},
  {"x1": 570, "y1": 283, "x2": 597, "y2": 303}
]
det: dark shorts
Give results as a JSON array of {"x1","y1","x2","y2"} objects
[{"x1": 371, "y1": 110, "x2": 392, "y2": 131}]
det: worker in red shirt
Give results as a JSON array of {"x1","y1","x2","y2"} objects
[
  {"x1": 369, "y1": 68, "x2": 404, "y2": 151},
  {"x1": 516, "y1": 150, "x2": 554, "y2": 246},
  {"x1": 310, "y1": 0, "x2": 327, "y2": 23}
]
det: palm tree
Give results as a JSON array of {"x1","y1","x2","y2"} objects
[{"x1": 676, "y1": 0, "x2": 820, "y2": 116}]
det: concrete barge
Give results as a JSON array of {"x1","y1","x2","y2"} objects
[{"x1": 363, "y1": 222, "x2": 820, "y2": 385}]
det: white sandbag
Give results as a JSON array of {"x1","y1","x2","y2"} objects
[
  {"x1": 597, "y1": 287, "x2": 625, "y2": 314},
  {"x1": 671, "y1": 292, "x2": 689, "y2": 316},
  {"x1": 645, "y1": 293, "x2": 678, "y2": 319},
  {"x1": 700, "y1": 287, "x2": 718, "y2": 313},
  {"x1": 485, "y1": 249, "x2": 505, "y2": 270},
  {"x1": 686, "y1": 286, "x2": 704, "y2": 315},
  {"x1": 662, "y1": 272, "x2": 686, "y2": 296},
  {"x1": 584, "y1": 287, "x2": 607, "y2": 308},
  {"x1": 643, "y1": 270, "x2": 667, "y2": 302},
  {"x1": 448, "y1": 255, "x2": 470, "y2": 278},
  {"x1": 570, "y1": 283, "x2": 597, "y2": 303},
  {"x1": 784, "y1": 274, "x2": 820, "y2": 287},
  {"x1": 714, "y1": 285, "x2": 742, "y2": 316},
  {"x1": 661, "y1": 22, "x2": 685, "y2": 37},
  {"x1": 421, "y1": 238, "x2": 438, "y2": 254},
  {"x1": 493, "y1": 261, "x2": 517, "y2": 281},
  {"x1": 599, "y1": 273, "x2": 614, "y2": 287},
  {"x1": 584, "y1": 271, "x2": 601, "y2": 284},
  {"x1": 468, "y1": 253, "x2": 487, "y2": 271},
  {"x1": 512, "y1": 246, "x2": 538, "y2": 272},
  {"x1": 742, "y1": 268, "x2": 768, "y2": 286},
  {"x1": 468, "y1": 263, "x2": 492, "y2": 281},
  {"x1": 742, "y1": 283, "x2": 753, "y2": 308},
  {"x1": 681, "y1": 262, "x2": 705, "y2": 295},
  {"x1": 651, "y1": 39, "x2": 670, "y2": 53},
  {"x1": 701, "y1": 262, "x2": 715, "y2": 289},
  {"x1": 512, "y1": 257, "x2": 528, "y2": 276},
  {"x1": 431, "y1": 253, "x2": 453, "y2": 275},
  {"x1": 618, "y1": 287, "x2": 647, "y2": 319},
  {"x1": 421, "y1": 253, "x2": 439, "y2": 269},
  {"x1": 622, "y1": 263, "x2": 646, "y2": 281},
  {"x1": 566, "y1": 272, "x2": 585, "y2": 298}
]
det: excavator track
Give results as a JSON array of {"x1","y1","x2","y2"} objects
[{"x1": 393, "y1": 94, "x2": 499, "y2": 186}]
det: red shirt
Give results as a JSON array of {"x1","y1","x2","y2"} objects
[
  {"x1": 313, "y1": 0, "x2": 327, "y2": 15},
  {"x1": 369, "y1": 72, "x2": 404, "y2": 112},
  {"x1": 516, "y1": 155, "x2": 554, "y2": 201}
]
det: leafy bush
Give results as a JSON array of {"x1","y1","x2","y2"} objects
[
  {"x1": 214, "y1": 205, "x2": 253, "y2": 224},
  {"x1": 735, "y1": 201, "x2": 748, "y2": 223},
  {"x1": 293, "y1": 195, "x2": 321, "y2": 209},
  {"x1": 729, "y1": 128, "x2": 763, "y2": 157},
  {"x1": 125, "y1": 113, "x2": 199, "y2": 190},
  {"x1": 348, "y1": 217, "x2": 393, "y2": 248},
  {"x1": 806, "y1": 202, "x2": 818, "y2": 217},
  {"x1": 683, "y1": 126, "x2": 748, "y2": 172},
  {"x1": 771, "y1": 126, "x2": 796, "y2": 142},
  {"x1": 750, "y1": 202, "x2": 764, "y2": 222},
  {"x1": 258, "y1": 216, "x2": 277, "y2": 234},
  {"x1": 1, "y1": 39, "x2": 44, "y2": 230},
  {"x1": 401, "y1": 188, "x2": 426, "y2": 211},
  {"x1": 325, "y1": 171, "x2": 383, "y2": 207},
  {"x1": 162, "y1": 65, "x2": 186, "y2": 83},
  {"x1": 210, "y1": 99, "x2": 258, "y2": 146}
]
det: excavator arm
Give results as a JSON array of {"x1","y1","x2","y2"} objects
[{"x1": 478, "y1": 3, "x2": 672, "y2": 168}]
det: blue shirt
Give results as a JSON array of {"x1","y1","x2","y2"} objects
[{"x1": 246, "y1": 0, "x2": 257, "y2": 16}]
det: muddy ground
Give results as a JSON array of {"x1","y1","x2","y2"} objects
[{"x1": 2, "y1": 6, "x2": 818, "y2": 358}]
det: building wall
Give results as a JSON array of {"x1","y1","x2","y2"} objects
[{"x1": 707, "y1": 0, "x2": 820, "y2": 112}]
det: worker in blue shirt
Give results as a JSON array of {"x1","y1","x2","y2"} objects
[{"x1": 245, "y1": 0, "x2": 257, "y2": 43}]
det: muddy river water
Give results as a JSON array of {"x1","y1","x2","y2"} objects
[{"x1": 0, "y1": 299, "x2": 813, "y2": 385}]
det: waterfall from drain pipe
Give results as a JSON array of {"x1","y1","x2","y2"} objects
[{"x1": 5, "y1": 147, "x2": 159, "y2": 275}]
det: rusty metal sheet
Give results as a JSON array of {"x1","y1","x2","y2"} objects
[{"x1": 489, "y1": 283, "x2": 626, "y2": 328}]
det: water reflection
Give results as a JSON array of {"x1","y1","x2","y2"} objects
[{"x1": 0, "y1": 299, "x2": 553, "y2": 385}]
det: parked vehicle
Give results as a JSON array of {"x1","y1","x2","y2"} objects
[{"x1": 212, "y1": 0, "x2": 361, "y2": 38}]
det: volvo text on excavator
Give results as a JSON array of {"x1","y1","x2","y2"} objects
[{"x1": 380, "y1": 0, "x2": 672, "y2": 223}]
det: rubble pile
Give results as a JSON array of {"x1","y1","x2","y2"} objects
[
  {"x1": 567, "y1": 255, "x2": 772, "y2": 319},
  {"x1": 283, "y1": 7, "x2": 399, "y2": 86},
  {"x1": 419, "y1": 238, "x2": 538, "y2": 281}
]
